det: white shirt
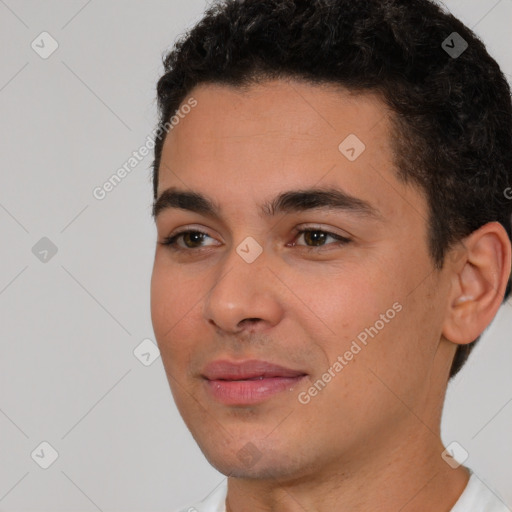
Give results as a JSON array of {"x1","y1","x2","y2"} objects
[{"x1": 176, "y1": 471, "x2": 510, "y2": 512}]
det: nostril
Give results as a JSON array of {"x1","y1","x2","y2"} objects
[{"x1": 239, "y1": 318, "x2": 263, "y2": 327}]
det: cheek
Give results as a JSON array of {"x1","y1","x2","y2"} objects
[
  {"x1": 283, "y1": 269, "x2": 393, "y2": 379},
  {"x1": 344, "y1": 275, "x2": 444, "y2": 407},
  {"x1": 311, "y1": 266, "x2": 391, "y2": 331},
  {"x1": 150, "y1": 260, "x2": 204, "y2": 360},
  {"x1": 151, "y1": 254, "x2": 200, "y2": 314},
  {"x1": 307, "y1": 260, "x2": 416, "y2": 369},
  {"x1": 150, "y1": 264, "x2": 175, "y2": 340}
]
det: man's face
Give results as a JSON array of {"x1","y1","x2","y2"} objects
[{"x1": 151, "y1": 80, "x2": 452, "y2": 479}]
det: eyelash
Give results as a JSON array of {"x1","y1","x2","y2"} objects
[{"x1": 160, "y1": 228, "x2": 352, "y2": 251}]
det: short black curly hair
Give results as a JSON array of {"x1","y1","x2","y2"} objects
[{"x1": 153, "y1": 0, "x2": 512, "y2": 378}]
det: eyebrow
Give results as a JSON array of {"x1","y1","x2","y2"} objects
[{"x1": 152, "y1": 186, "x2": 382, "y2": 221}]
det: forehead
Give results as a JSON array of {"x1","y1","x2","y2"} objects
[
  {"x1": 159, "y1": 80, "x2": 391, "y2": 170},
  {"x1": 156, "y1": 79, "x2": 423, "y2": 224},
  {"x1": 166, "y1": 79, "x2": 391, "y2": 147}
]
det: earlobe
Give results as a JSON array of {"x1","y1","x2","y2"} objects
[{"x1": 442, "y1": 222, "x2": 511, "y2": 346}]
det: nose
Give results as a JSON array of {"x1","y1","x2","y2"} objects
[{"x1": 203, "y1": 247, "x2": 285, "y2": 335}]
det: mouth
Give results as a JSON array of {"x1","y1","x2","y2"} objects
[{"x1": 202, "y1": 359, "x2": 308, "y2": 405}]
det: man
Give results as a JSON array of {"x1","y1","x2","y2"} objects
[{"x1": 150, "y1": 0, "x2": 512, "y2": 510}]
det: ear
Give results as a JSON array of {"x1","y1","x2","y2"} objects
[{"x1": 442, "y1": 222, "x2": 511, "y2": 345}]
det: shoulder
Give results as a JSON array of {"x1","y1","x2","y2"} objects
[
  {"x1": 174, "y1": 480, "x2": 227, "y2": 512},
  {"x1": 451, "y1": 470, "x2": 510, "y2": 512}
]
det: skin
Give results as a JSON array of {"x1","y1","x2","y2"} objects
[{"x1": 150, "y1": 79, "x2": 511, "y2": 511}]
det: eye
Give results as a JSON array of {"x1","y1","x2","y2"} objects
[
  {"x1": 159, "y1": 227, "x2": 351, "y2": 252},
  {"x1": 292, "y1": 228, "x2": 351, "y2": 248},
  {"x1": 160, "y1": 230, "x2": 219, "y2": 250}
]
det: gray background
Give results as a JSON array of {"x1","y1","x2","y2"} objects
[{"x1": 0, "y1": 1, "x2": 510, "y2": 510}]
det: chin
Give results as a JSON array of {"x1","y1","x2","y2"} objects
[{"x1": 199, "y1": 441, "x2": 308, "y2": 481}]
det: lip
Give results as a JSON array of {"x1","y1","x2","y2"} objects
[{"x1": 202, "y1": 359, "x2": 307, "y2": 405}]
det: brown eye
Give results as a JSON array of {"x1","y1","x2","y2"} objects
[
  {"x1": 182, "y1": 232, "x2": 207, "y2": 248},
  {"x1": 303, "y1": 230, "x2": 328, "y2": 246},
  {"x1": 161, "y1": 230, "x2": 218, "y2": 250},
  {"x1": 295, "y1": 229, "x2": 351, "y2": 248}
]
